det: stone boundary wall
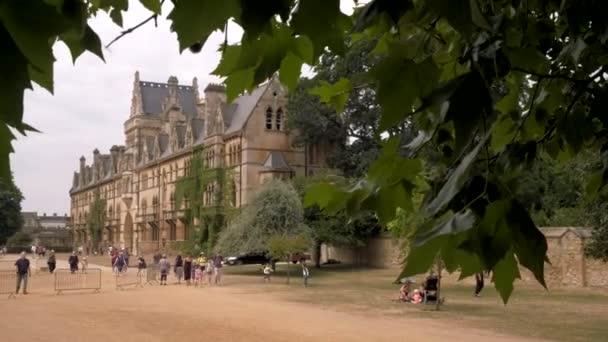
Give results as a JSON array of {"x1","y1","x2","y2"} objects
[{"x1": 320, "y1": 227, "x2": 608, "y2": 288}]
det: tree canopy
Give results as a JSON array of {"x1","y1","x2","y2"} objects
[
  {"x1": 0, "y1": 177, "x2": 24, "y2": 245},
  {"x1": 4, "y1": 0, "x2": 608, "y2": 302},
  {"x1": 215, "y1": 180, "x2": 309, "y2": 255}
]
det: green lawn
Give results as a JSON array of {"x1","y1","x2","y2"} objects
[{"x1": 223, "y1": 263, "x2": 608, "y2": 341}]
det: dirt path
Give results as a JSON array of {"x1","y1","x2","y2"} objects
[{"x1": 0, "y1": 259, "x2": 537, "y2": 342}]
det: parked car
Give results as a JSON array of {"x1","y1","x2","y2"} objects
[
  {"x1": 224, "y1": 252, "x2": 270, "y2": 266},
  {"x1": 224, "y1": 252, "x2": 312, "y2": 266}
]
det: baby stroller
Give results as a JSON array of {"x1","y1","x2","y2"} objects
[{"x1": 423, "y1": 275, "x2": 439, "y2": 303}]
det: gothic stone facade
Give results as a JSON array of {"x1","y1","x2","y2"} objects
[{"x1": 69, "y1": 73, "x2": 329, "y2": 255}]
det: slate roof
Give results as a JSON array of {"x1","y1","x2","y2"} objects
[
  {"x1": 263, "y1": 151, "x2": 290, "y2": 170},
  {"x1": 157, "y1": 134, "x2": 169, "y2": 155},
  {"x1": 225, "y1": 83, "x2": 270, "y2": 134},
  {"x1": 190, "y1": 118, "x2": 205, "y2": 140},
  {"x1": 140, "y1": 81, "x2": 198, "y2": 117}
]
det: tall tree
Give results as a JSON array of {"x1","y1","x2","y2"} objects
[
  {"x1": 292, "y1": 175, "x2": 380, "y2": 267},
  {"x1": 215, "y1": 180, "x2": 309, "y2": 255},
  {"x1": 0, "y1": 178, "x2": 24, "y2": 245},
  {"x1": 86, "y1": 190, "x2": 105, "y2": 253}
]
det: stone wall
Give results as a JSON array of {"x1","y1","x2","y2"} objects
[{"x1": 321, "y1": 227, "x2": 608, "y2": 288}]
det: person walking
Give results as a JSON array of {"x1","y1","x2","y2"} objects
[
  {"x1": 137, "y1": 256, "x2": 147, "y2": 276},
  {"x1": 263, "y1": 264, "x2": 273, "y2": 283},
  {"x1": 212, "y1": 252, "x2": 224, "y2": 285},
  {"x1": 47, "y1": 250, "x2": 56, "y2": 273},
  {"x1": 184, "y1": 255, "x2": 193, "y2": 286},
  {"x1": 15, "y1": 252, "x2": 31, "y2": 295},
  {"x1": 114, "y1": 251, "x2": 126, "y2": 273},
  {"x1": 124, "y1": 248, "x2": 130, "y2": 269},
  {"x1": 159, "y1": 254, "x2": 170, "y2": 285},
  {"x1": 474, "y1": 272, "x2": 484, "y2": 297},
  {"x1": 205, "y1": 259, "x2": 214, "y2": 286},
  {"x1": 174, "y1": 255, "x2": 184, "y2": 284},
  {"x1": 301, "y1": 261, "x2": 310, "y2": 287},
  {"x1": 68, "y1": 251, "x2": 79, "y2": 273}
]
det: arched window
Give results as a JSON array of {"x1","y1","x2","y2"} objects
[
  {"x1": 265, "y1": 107, "x2": 273, "y2": 129},
  {"x1": 141, "y1": 199, "x2": 147, "y2": 215},
  {"x1": 275, "y1": 108, "x2": 283, "y2": 130}
]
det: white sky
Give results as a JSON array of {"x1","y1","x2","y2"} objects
[{"x1": 11, "y1": 0, "x2": 358, "y2": 215}]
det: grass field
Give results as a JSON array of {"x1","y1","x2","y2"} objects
[{"x1": 223, "y1": 263, "x2": 608, "y2": 342}]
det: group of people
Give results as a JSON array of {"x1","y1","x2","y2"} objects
[
  {"x1": 151, "y1": 251, "x2": 224, "y2": 286},
  {"x1": 263, "y1": 261, "x2": 310, "y2": 287},
  {"x1": 109, "y1": 247, "x2": 129, "y2": 273},
  {"x1": 31, "y1": 245, "x2": 47, "y2": 258}
]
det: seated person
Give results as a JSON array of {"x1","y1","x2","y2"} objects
[
  {"x1": 411, "y1": 289, "x2": 423, "y2": 304},
  {"x1": 399, "y1": 282, "x2": 412, "y2": 302}
]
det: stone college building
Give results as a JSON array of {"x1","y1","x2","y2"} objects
[{"x1": 70, "y1": 72, "x2": 329, "y2": 255}]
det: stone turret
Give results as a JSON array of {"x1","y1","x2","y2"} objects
[
  {"x1": 204, "y1": 83, "x2": 226, "y2": 135},
  {"x1": 130, "y1": 71, "x2": 143, "y2": 117},
  {"x1": 79, "y1": 156, "x2": 85, "y2": 186}
]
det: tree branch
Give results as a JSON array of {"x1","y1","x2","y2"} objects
[{"x1": 106, "y1": 1, "x2": 166, "y2": 49}]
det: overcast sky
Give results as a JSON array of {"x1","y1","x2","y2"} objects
[{"x1": 11, "y1": 1, "x2": 357, "y2": 215}]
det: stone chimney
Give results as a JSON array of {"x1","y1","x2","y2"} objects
[
  {"x1": 110, "y1": 145, "x2": 119, "y2": 174},
  {"x1": 53, "y1": 213, "x2": 57, "y2": 216},
  {"x1": 79, "y1": 156, "x2": 86, "y2": 186},
  {"x1": 92, "y1": 149, "x2": 100, "y2": 181}
]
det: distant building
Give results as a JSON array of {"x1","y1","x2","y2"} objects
[
  {"x1": 20, "y1": 212, "x2": 72, "y2": 248},
  {"x1": 69, "y1": 73, "x2": 332, "y2": 255}
]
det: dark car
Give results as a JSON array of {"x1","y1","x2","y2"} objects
[{"x1": 224, "y1": 252, "x2": 270, "y2": 266}]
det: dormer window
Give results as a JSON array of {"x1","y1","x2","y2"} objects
[{"x1": 265, "y1": 107, "x2": 273, "y2": 129}]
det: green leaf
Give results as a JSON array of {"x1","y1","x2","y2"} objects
[
  {"x1": 469, "y1": 0, "x2": 491, "y2": 30},
  {"x1": 62, "y1": 25, "x2": 105, "y2": 63},
  {"x1": 291, "y1": 0, "x2": 350, "y2": 58},
  {"x1": 506, "y1": 200, "x2": 547, "y2": 288},
  {"x1": 238, "y1": 0, "x2": 293, "y2": 40},
  {"x1": 0, "y1": 27, "x2": 31, "y2": 127},
  {"x1": 492, "y1": 250, "x2": 521, "y2": 304},
  {"x1": 504, "y1": 47, "x2": 550, "y2": 74},
  {"x1": 28, "y1": 65, "x2": 53, "y2": 93},
  {"x1": 413, "y1": 210, "x2": 476, "y2": 247},
  {"x1": 291, "y1": 36, "x2": 314, "y2": 65},
  {"x1": 169, "y1": 0, "x2": 241, "y2": 51},
  {"x1": 0, "y1": 123, "x2": 16, "y2": 183},
  {"x1": 367, "y1": 183, "x2": 412, "y2": 224},
  {"x1": 491, "y1": 115, "x2": 516, "y2": 152},
  {"x1": 424, "y1": 132, "x2": 490, "y2": 216},
  {"x1": 309, "y1": 78, "x2": 352, "y2": 113},
  {"x1": 400, "y1": 235, "x2": 447, "y2": 278},
  {"x1": 279, "y1": 52, "x2": 303, "y2": 91},
  {"x1": 139, "y1": 0, "x2": 161, "y2": 14},
  {"x1": 224, "y1": 67, "x2": 254, "y2": 102},
  {"x1": 213, "y1": 45, "x2": 242, "y2": 76},
  {"x1": 109, "y1": 8, "x2": 123, "y2": 26},
  {"x1": 373, "y1": 57, "x2": 440, "y2": 130}
]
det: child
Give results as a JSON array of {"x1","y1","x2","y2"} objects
[
  {"x1": 194, "y1": 266, "x2": 202, "y2": 288},
  {"x1": 263, "y1": 264, "x2": 273, "y2": 283},
  {"x1": 411, "y1": 289, "x2": 423, "y2": 304},
  {"x1": 205, "y1": 259, "x2": 214, "y2": 286},
  {"x1": 301, "y1": 261, "x2": 310, "y2": 287}
]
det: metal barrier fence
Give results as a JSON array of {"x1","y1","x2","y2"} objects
[
  {"x1": 0, "y1": 271, "x2": 17, "y2": 298},
  {"x1": 115, "y1": 269, "x2": 143, "y2": 290},
  {"x1": 145, "y1": 265, "x2": 159, "y2": 284},
  {"x1": 54, "y1": 268, "x2": 102, "y2": 295}
]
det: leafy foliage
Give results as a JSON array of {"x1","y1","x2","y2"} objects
[
  {"x1": 267, "y1": 233, "x2": 311, "y2": 283},
  {"x1": 6, "y1": 0, "x2": 608, "y2": 303},
  {"x1": 174, "y1": 148, "x2": 235, "y2": 255},
  {"x1": 86, "y1": 190, "x2": 105, "y2": 252},
  {"x1": 292, "y1": 175, "x2": 380, "y2": 266},
  {"x1": 6, "y1": 230, "x2": 32, "y2": 247},
  {"x1": 215, "y1": 180, "x2": 309, "y2": 255},
  {"x1": 0, "y1": 177, "x2": 23, "y2": 245}
]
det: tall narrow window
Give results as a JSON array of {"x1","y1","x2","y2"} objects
[
  {"x1": 265, "y1": 107, "x2": 273, "y2": 129},
  {"x1": 275, "y1": 108, "x2": 283, "y2": 130}
]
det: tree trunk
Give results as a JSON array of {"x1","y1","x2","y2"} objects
[
  {"x1": 313, "y1": 239, "x2": 322, "y2": 268},
  {"x1": 286, "y1": 254, "x2": 291, "y2": 284},
  {"x1": 435, "y1": 260, "x2": 443, "y2": 311}
]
